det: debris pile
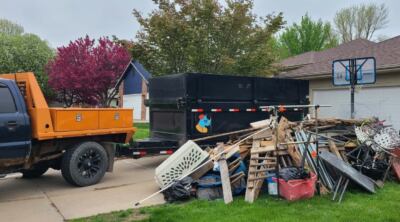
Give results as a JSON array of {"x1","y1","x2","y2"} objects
[{"x1": 153, "y1": 115, "x2": 400, "y2": 204}]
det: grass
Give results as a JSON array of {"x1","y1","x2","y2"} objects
[
  {"x1": 133, "y1": 122, "x2": 149, "y2": 140},
  {"x1": 72, "y1": 182, "x2": 400, "y2": 222}
]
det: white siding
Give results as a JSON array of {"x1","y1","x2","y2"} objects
[{"x1": 313, "y1": 86, "x2": 400, "y2": 129}]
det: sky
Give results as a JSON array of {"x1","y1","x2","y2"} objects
[{"x1": 0, "y1": 0, "x2": 399, "y2": 48}]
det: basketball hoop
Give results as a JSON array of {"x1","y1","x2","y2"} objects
[{"x1": 332, "y1": 57, "x2": 376, "y2": 119}]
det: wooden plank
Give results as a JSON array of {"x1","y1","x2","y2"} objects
[
  {"x1": 251, "y1": 146, "x2": 275, "y2": 154},
  {"x1": 230, "y1": 172, "x2": 245, "y2": 184},
  {"x1": 225, "y1": 144, "x2": 240, "y2": 159},
  {"x1": 248, "y1": 168, "x2": 275, "y2": 173},
  {"x1": 250, "y1": 119, "x2": 272, "y2": 129},
  {"x1": 249, "y1": 162, "x2": 276, "y2": 167},
  {"x1": 228, "y1": 158, "x2": 241, "y2": 168},
  {"x1": 328, "y1": 140, "x2": 343, "y2": 160},
  {"x1": 393, "y1": 158, "x2": 400, "y2": 181},
  {"x1": 189, "y1": 160, "x2": 214, "y2": 180},
  {"x1": 253, "y1": 130, "x2": 272, "y2": 140},
  {"x1": 247, "y1": 175, "x2": 269, "y2": 181},
  {"x1": 217, "y1": 145, "x2": 233, "y2": 204},
  {"x1": 285, "y1": 130, "x2": 302, "y2": 167},
  {"x1": 260, "y1": 140, "x2": 274, "y2": 147},
  {"x1": 228, "y1": 161, "x2": 241, "y2": 174},
  {"x1": 251, "y1": 156, "x2": 276, "y2": 161},
  {"x1": 240, "y1": 149, "x2": 250, "y2": 159}
]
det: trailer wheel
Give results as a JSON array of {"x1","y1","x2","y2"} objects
[
  {"x1": 21, "y1": 164, "x2": 49, "y2": 178},
  {"x1": 61, "y1": 142, "x2": 108, "y2": 186}
]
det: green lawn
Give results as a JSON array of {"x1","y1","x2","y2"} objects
[
  {"x1": 72, "y1": 182, "x2": 400, "y2": 222},
  {"x1": 133, "y1": 122, "x2": 149, "y2": 140}
]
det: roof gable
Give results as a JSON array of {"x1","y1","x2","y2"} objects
[
  {"x1": 115, "y1": 60, "x2": 152, "y2": 94},
  {"x1": 278, "y1": 37, "x2": 400, "y2": 78}
]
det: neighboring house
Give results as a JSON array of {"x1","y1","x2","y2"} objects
[
  {"x1": 278, "y1": 36, "x2": 400, "y2": 129},
  {"x1": 116, "y1": 60, "x2": 151, "y2": 121}
]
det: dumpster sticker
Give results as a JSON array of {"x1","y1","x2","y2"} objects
[{"x1": 195, "y1": 114, "x2": 211, "y2": 133}]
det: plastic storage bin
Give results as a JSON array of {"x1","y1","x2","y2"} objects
[{"x1": 274, "y1": 172, "x2": 317, "y2": 201}]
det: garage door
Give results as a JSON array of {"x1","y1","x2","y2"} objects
[
  {"x1": 123, "y1": 94, "x2": 149, "y2": 120},
  {"x1": 313, "y1": 86, "x2": 400, "y2": 129}
]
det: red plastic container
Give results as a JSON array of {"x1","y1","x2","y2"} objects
[
  {"x1": 392, "y1": 148, "x2": 400, "y2": 181},
  {"x1": 274, "y1": 172, "x2": 317, "y2": 201}
]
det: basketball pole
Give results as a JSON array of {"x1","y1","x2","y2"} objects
[{"x1": 350, "y1": 59, "x2": 356, "y2": 119}]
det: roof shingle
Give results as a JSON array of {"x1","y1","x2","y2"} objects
[{"x1": 278, "y1": 37, "x2": 400, "y2": 78}]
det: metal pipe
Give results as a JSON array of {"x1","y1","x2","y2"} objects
[
  {"x1": 305, "y1": 130, "x2": 346, "y2": 144},
  {"x1": 279, "y1": 141, "x2": 317, "y2": 145},
  {"x1": 259, "y1": 104, "x2": 332, "y2": 109}
]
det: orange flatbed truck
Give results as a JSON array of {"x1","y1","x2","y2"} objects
[{"x1": 0, "y1": 72, "x2": 135, "y2": 186}]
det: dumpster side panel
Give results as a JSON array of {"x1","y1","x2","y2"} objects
[
  {"x1": 150, "y1": 109, "x2": 187, "y2": 142},
  {"x1": 146, "y1": 73, "x2": 309, "y2": 146},
  {"x1": 149, "y1": 74, "x2": 187, "y2": 101},
  {"x1": 189, "y1": 111, "x2": 269, "y2": 139},
  {"x1": 195, "y1": 75, "x2": 254, "y2": 101}
]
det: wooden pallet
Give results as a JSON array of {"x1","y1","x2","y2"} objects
[{"x1": 245, "y1": 139, "x2": 276, "y2": 203}]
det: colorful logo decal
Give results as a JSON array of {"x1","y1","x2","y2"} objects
[{"x1": 195, "y1": 114, "x2": 211, "y2": 133}]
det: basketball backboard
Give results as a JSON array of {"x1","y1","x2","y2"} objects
[{"x1": 332, "y1": 57, "x2": 376, "y2": 86}]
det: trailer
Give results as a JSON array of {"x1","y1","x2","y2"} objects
[{"x1": 119, "y1": 73, "x2": 309, "y2": 158}]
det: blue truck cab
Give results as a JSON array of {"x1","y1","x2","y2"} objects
[{"x1": 0, "y1": 78, "x2": 31, "y2": 170}]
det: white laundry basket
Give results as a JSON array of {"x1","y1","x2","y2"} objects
[{"x1": 155, "y1": 140, "x2": 209, "y2": 188}]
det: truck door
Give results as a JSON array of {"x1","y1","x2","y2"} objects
[{"x1": 0, "y1": 82, "x2": 31, "y2": 160}]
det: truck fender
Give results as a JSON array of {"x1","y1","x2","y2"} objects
[{"x1": 101, "y1": 142, "x2": 116, "y2": 172}]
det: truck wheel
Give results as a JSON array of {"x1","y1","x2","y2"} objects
[
  {"x1": 21, "y1": 164, "x2": 49, "y2": 178},
  {"x1": 61, "y1": 142, "x2": 108, "y2": 187}
]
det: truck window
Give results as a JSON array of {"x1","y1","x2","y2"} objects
[{"x1": 0, "y1": 85, "x2": 17, "y2": 113}]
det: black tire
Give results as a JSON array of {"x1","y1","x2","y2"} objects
[
  {"x1": 61, "y1": 142, "x2": 108, "y2": 187},
  {"x1": 21, "y1": 164, "x2": 49, "y2": 178}
]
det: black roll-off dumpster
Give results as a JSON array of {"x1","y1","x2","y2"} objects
[{"x1": 119, "y1": 73, "x2": 309, "y2": 158}]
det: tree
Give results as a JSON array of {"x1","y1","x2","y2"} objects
[
  {"x1": 132, "y1": 0, "x2": 284, "y2": 76},
  {"x1": 0, "y1": 24, "x2": 54, "y2": 96},
  {"x1": 334, "y1": 3, "x2": 389, "y2": 42},
  {"x1": 375, "y1": 34, "x2": 390, "y2": 42},
  {"x1": 279, "y1": 14, "x2": 338, "y2": 58},
  {"x1": 0, "y1": 19, "x2": 24, "y2": 35},
  {"x1": 47, "y1": 36, "x2": 131, "y2": 107}
]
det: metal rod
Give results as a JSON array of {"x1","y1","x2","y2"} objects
[
  {"x1": 315, "y1": 106, "x2": 321, "y2": 195},
  {"x1": 332, "y1": 176, "x2": 343, "y2": 201},
  {"x1": 259, "y1": 104, "x2": 332, "y2": 109},
  {"x1": 350, "y1": 59, "x2": 356, "y2": 119},
  {"x1": 338, "y1": 178, "x2": 350, "y2": 203},
  {"x1": 279, "y1": 141, "x2": 317, "y2": 145},
  {"x1": 192, "y1": 127, "x2": 258, "y2": 143},
  {"x1": 273, "y1": 108, "x2": 280, "y2": 198},
  {"x1": 300, "y1": 132, "x2": 313, "y2": 172},
  {"x1": 305, "y1": 130, "x2": 346, "y2": 144}
]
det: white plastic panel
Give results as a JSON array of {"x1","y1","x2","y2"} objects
[{"x1": 155, "y1": 140, "x2": 209, "y2": 188}]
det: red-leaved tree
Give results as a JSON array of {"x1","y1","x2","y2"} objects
[{"x1": 47, "y1": 36, "x2": 130, "y2": 107}]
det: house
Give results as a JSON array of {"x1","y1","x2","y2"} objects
[
  {"x1": 116, "y1": 60, "x2": 151, "y2": 121},
  {"x1": 278, "y1": 36, "x2": 400, "y2": 129}
]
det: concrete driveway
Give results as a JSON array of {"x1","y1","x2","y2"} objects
[{"x1": 0, "y1": 156, "x2": 167, "y2": 221}]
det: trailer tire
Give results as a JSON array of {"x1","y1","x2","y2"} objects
[
  {"x1": 61, "y1": 142, "x2": 108, "y2": 187},
  {"x1": 21, "y1": 164, "x2": 49, "y2": 178}
]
